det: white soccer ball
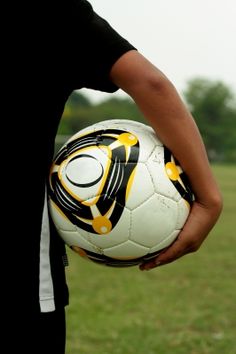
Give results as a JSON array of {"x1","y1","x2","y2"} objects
[{"x1": 48, "y1": 119, "x2": 194, "y2": 267}]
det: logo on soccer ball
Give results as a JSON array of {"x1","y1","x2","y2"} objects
[{"x1": 49, "y1": 129, "x2": 140, "y2": 235}]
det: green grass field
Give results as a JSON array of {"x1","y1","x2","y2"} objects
[{"x1": 65, "y1": 165, "x2": 236, "y2": 354}]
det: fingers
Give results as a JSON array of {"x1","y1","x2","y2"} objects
[
  {"x1": 139, "y1": 233, "x2": 197, "y2": 271},
  {"x1": 139, "y1": 200, "x2": 221, "y2": 271}
]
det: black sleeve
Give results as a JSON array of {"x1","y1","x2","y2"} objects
[{"x1": 68, "y1": 1, "x2": 137, "y2": 92}]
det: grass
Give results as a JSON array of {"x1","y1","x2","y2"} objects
[{"x1": 65, "y1": 164, "x2": 236, "y2": 354}]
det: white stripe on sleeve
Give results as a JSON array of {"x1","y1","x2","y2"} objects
[{"x1": 39, "y1": 187, "x2": 55, "y2": 312}]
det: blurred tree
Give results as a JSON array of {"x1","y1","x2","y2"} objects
[
  {"x1": 56, "y1": 80, "x2": 236, "y2": 162},
  {"x1": 59, "y1": 91, "x2": 92, "y2": 134},
  {"x1": 183, "y1": 77, "x2": 236, "y2": 162},
  {"x1": 58, "y1": 92, "x2": 145, "y2": 135}
]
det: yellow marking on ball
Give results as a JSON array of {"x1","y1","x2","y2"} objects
[
  {"x1": 92, "y1": 216, "x2": 112, "y2": 234},
  {"x1": 126, "y1": 166, "x2": 137, "y2": 201},
  {"x1": 71, "y1": 246, "x2": 88, "y2": 257},
  {"x1": 165, "y1": 162, "x2": 180, "y2": 181},
  {"x1": 184, "y1": 200, "x2": 191, "y2": 209},
  {"x1": 118, "y1": 133, "x2": 138, "y2": 146},
  {"x1": 111, "y1": 255, "x2": 137, "y2": 260}
]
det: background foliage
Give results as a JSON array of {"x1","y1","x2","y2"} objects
[{"x1": 57, "y1": 77, "x2": 236, "y2": 163}]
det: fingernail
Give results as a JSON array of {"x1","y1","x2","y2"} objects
[
  {"x1": 155, "y1": 260, "x2": 161, "y2": 266},
  {"x1": 140, "y1": 265, "x2": 150, "y2": 271},
  {"x1": 140, "y1": 265, "x2": 147, "y2": 271}
]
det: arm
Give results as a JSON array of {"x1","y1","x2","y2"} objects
[{"x1": 110, "y1": 50, "x2": 223, "y2": 270}]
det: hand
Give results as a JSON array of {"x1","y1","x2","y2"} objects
[{"x1": 139, "y1": 198, "x2": 222, "y2": 271}]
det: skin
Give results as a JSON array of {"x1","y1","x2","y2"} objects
[{"x1": 110, "y1": 50, "x2": 223, "y2": 271}]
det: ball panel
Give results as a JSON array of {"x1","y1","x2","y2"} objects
[
  {"x1": 96, "y1": 119, "x2": 161, "y2": 162},
  {"x1": 104, "y1": 240, "x2": 149, "y2": 260},
  {"x1": 149, "y1": 230, "x2": 180, "y2": 253},
  {"x1": 134, "y1": 129, "x2": 161, "y2": 163},
  {"x1": 147, "y1": 147, "x2": 181, "y2": 201},
  {"x1": 59, "y1": 146, "x2": 111, "y2": 203},
  {"x1": 59, "y1": 229, "x2": 99, "y2": 254},
  {"x1": 176, "y1": 198, "x2": 190, "y2": 229},
  {"x1": 85, "y1": 207, "x2": 131, "y2": 248},
  {"x1": 125, "y1": 163, "x2": 155, "y2": 210},
  {"x1": 66, "y1": 126, "x2": 97, "y2": 143},
  {"x1": 130, "y1": 194, "x2": 177, "y2": 247},
  {"x1": 93, "y1": 118, "x2": 149, "y2": 133},
  {"x1": 49, "y1": 200, "x2": 77, "y2": 232}
]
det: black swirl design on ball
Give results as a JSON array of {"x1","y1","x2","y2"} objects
[
  {"x1": 164, "y1": 147, "x2": 194, "y2": 206},
  {"x1": 49, "y1": 129, "x2": 139, "y2": 235}
]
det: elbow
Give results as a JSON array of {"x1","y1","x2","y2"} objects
[
  {"x1": 205, "y1": 191, "x2": 223, "y2": 222},
  {"x1": 145, "y1": 71, "x2": 177, "y2": 97},
  {"x1": 212, "y1": 193, "x2": 223, "y2": 219}
]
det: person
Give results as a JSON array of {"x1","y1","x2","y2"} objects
[{"x1": 5, "y1": 0, "x2": 222, "y2": 353}]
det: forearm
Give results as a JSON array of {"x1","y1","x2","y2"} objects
[
  {"x1": 110, "y1": 50, "x2": 222, "y2": 268},
  {"x1": 110, "y1": 51, "x2": 222, "y2": 210}
]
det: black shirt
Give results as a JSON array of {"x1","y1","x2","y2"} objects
[{"x1": 5, "y1": 0, "x2": 135, "y2": 313}]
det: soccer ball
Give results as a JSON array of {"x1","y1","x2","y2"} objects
[{"x1": 48, "y1": 119, "x2": 194, "y2": 267}]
